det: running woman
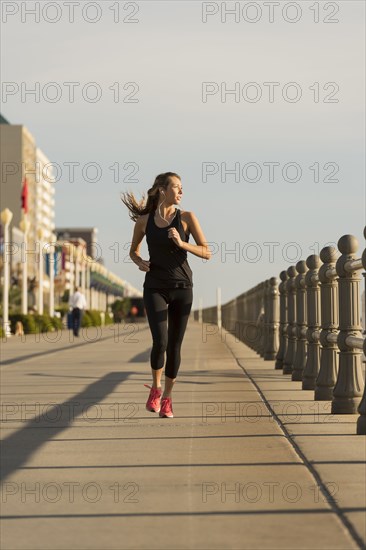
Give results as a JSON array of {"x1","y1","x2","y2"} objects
[{"x1": 121, "y1": 172, "x2": 211, "y2": 418}]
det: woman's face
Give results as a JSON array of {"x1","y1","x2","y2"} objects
[{"x1": 162, "y1": 177, "x2": 183, "y2": 205}]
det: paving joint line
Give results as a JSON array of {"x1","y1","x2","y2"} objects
[{"x1": 222, "y1": 332, "x2": 366, "y2": 550}]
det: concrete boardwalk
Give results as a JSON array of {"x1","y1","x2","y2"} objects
[{"x1": 1, "y1": 320, "x2": 365, "y2": 550}]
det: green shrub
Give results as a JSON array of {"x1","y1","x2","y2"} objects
[
  {"x1": 7, "y1": 309, "x2": 111, "y2": 336},
  {"x1": 9, "y1": 314, "x2": 37, "y2": 334},
  {"x1": 85, "y1": 310, "x2": 102, "y2": 326},
  {"x1": 9, "y1": 313, "x2": 63, "y2": 334},
  {"x1": 33, "y1": 314, "x2": 55, "y2": 333},
  {"x1": 49, "y1": 316, "x2": 63, "y2": 331},
  {"x1": 104, "y1": 312, "x2": 113, "y2": 325},
  {"x1": 81, "y1": 311, "x2": 93, "y2": 328},
  {"x1": 55, "y1": 305, "x2": 69, "y2": 317}
]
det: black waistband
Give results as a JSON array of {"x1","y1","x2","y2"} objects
[{"x1": 173, "y1": 282, "x2": 192, "y2": 288}]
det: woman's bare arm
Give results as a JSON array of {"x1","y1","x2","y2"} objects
[
  {"x1": 180, "y1": 212, "x2": 211, "y2": 260},
  {"x1": 129, "y1": 216, "x2": 150, "y2": 271}
]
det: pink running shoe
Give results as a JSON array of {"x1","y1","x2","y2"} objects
[
  {"x1": 144, "y1": 384, "x2": 162, "y2": 413},
  {"x1": 159, "y1": 397, "x2": 174, "y2": 418}
]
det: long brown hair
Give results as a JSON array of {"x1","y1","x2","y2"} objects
[{"x1": 120, "y1": 172, "x2": 181, "y2": 222}]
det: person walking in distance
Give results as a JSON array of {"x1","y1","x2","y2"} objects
[
  {"x1": 69, "y1": 286, "x2": 87, "y2": 337},
  {"x1": 121, "y1": 172, "x2": 211, "y2": 418}
]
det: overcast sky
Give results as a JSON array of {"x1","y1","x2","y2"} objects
[{"x1": 2, "y1": 0, "x2": 365, "y2": 309}]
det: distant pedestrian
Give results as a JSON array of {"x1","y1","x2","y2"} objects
[
  {"x1": 121, "y1": 172, "x2": 211, "y2": 418},
  {"x1": 68, "y1": 287, "x2": 87, "y2": 337}
]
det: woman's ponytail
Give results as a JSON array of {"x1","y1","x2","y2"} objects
[{"x1": 120, "y1": 172, "x2": 180, "y2": 222}]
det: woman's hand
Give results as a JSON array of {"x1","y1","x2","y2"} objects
[
  {"x1": 168, "y1": 227, "x2": 183, "y2": 248},
  {"x1": 138, "y1": 259, "x2": 150, "y2": 272}
]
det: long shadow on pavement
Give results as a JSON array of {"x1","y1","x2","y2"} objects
[{"x1": 0, "y1": 371, "x2": 135, "y2": 483}]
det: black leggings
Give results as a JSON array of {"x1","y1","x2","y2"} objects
[{"x1": 143, "y1": 287, "x2": 193, "y2": 379}]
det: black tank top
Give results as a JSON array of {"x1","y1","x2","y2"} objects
[{"x1": 143, "y1": 208, "x2": 193, "y2": 289}]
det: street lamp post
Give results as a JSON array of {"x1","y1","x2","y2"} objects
[
  {"x1": 1, "y1": 208, "x2": 14, "y2": 337},
  {"x1": 48, "y1": 233, "x2": 56, "y2": 317},
  {"x1": 19, "y1": 216, "x2": 30, "y2": 315},
  {"x1": 86, "y1": 262, "x2": 91, "y2": 309},
  {"x1": 69, "y1": 243, "x2": 75, "y2": 295},
  {"x1": 37, "y1": 226, "x2": 44, "y2": 314},
  {"x1": 217, "y1": 286, "x2": 222, "y2": 330}
]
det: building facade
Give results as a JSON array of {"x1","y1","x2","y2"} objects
[{"x1": 1, "y1": 115, "x2": 142, "y2": 316}]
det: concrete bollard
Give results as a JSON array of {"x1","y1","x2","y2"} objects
[
  {"x1": 283, "y1": 266, "x2": 298, "y2": 375},
  {"x1": 275, "y1": 271, "x2": 289, "y2": 370},
  {"x1": 332, "y1": 235, "x2": 364, "y2": 414},
  {"x1": 262, "y1": 280, "x2": 270, "y2": 358},
  {"x1": 302, "y1": 255, "x2": 321, "y2": 389},
  {"x1": 292, "y1": 260, "x2": 308, "y2": 382},
  {"x1": 356, "y1": 226, "x2": 366, "y2": 434},
  {"x1": 315, "y1": 247, "x2": 339, "y2": 400},
  {"x1": 264, "y1": 277, "x2": 279, "y2": 360},
  {"x1": 357, "y1": 333, "x2": 366, "y2": 434},
  {"x1": 257, "y1": 282, "x2": 265, "y2": 356}
]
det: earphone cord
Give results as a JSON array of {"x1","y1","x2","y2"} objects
[{"x1": 158, "y1": 192, "x2": 176, "y2": 225}]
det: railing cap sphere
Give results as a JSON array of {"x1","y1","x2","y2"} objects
[
  {"x1": 269, "y1": 276, "x2": 278, "y2": 286},
  {"x1": 320, "y1": 246, "x2": 338, "y2": 264},
  {"x1": 287, "y1": 266, "x2": 297, "y2": 277},
  {"x1": 306, "y1": 254, "x2": 320, "y2": 270},
  {"x1": 338, "y1": 234, "x2": 358, "y2": 255},
  {"x1": 295, "y1": 260, "x2": 307, "y2": 273},
  {"x1": 279, "y1": 270, "x2": 289, "y2": 281}
]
